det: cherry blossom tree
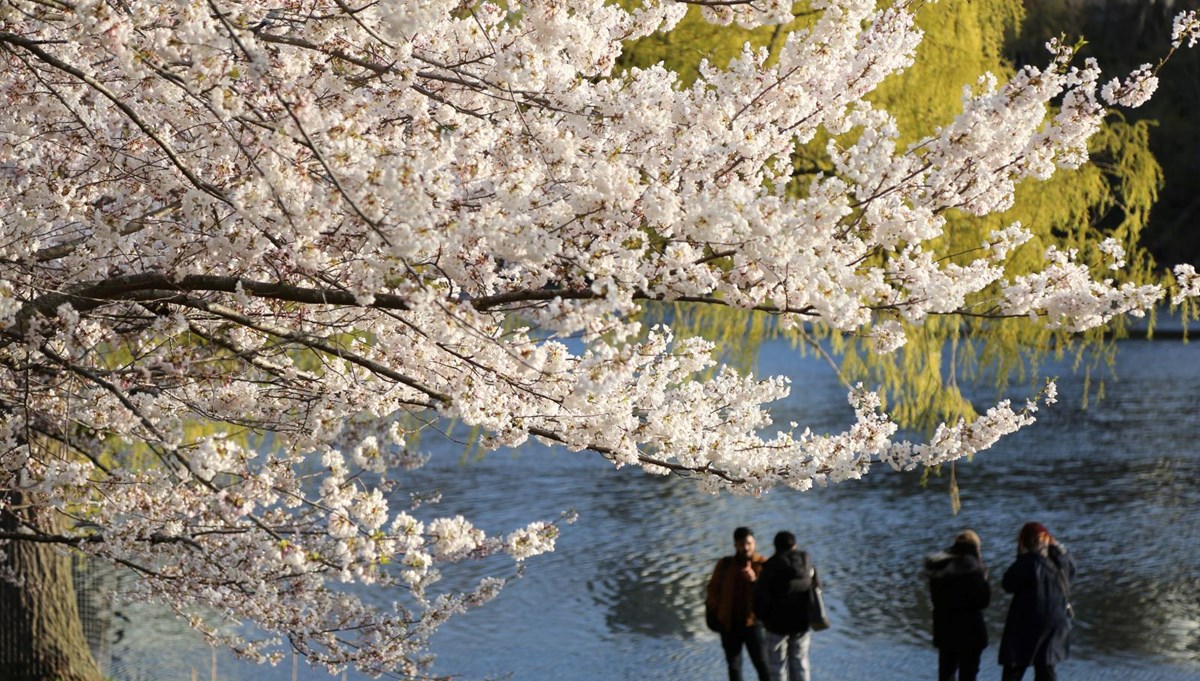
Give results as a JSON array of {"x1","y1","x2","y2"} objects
[{"x1": 1, "y1": 1, "x2": 1198, "y2": 679}]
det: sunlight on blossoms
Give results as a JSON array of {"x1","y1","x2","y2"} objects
[{"x1": 0, "y1": 0, "x2": 1197, "y2": 677}]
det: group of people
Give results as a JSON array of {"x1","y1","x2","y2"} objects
[
  {"x1": 927, "y1": 522, "x2": 1076, "y2": 681},
  {"x1": 705, "y1": 521, "x2": 1076, "y2": 681},
  {"x1": 705, "y1": 527, "x2": 820, "y2": 681}
]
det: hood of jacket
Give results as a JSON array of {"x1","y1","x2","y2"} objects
[
  {"x1": 772, "y1": 548, "x2": 812, "y2": 579},
  {"x1": 925, "y1": 548, "x2": 984, "y2": 580}
]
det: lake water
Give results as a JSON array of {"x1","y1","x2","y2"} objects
[{"x1": 103, "y1": 339, "x2": 1200, "y2": 681}]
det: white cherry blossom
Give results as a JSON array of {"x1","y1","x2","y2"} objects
[{"x1": 1, "y1": 0, "x2": 1197, "y2": 676}]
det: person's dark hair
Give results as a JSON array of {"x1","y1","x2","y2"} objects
[
  {"x1": 773, "y1": 531, "x2": 797, "y2": 552},
  {"x1": 733, "y1": 526, "x2": 753, "y2": 542}
]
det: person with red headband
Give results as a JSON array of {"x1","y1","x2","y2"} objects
[{"x1": 998, "y1": 522, "x2": 1077, "y2": 681}]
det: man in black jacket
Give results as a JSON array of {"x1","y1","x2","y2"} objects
[
  {"x1": 753, "y1": 531, "x2": 815, "y2": 681},
  {"x1": 926, "y1": 529, "x2": 991, "y2": 681}
]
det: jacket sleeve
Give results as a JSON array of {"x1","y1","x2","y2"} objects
[
  {"x1": 969, "y1": 569, "x2": 991, "y2": 609},
  {"x1": 753, "y1": 564, "x2": 774, "y2": 622},
  {"x1": 706, "y1": 558, "x2": 726, "y2": 609},
  {"x1": 1050, "y1": 545, "x2": 1076, "y2": 584},
  {"x1": 794, "y1": 552, "x2": 814, "y2": 592}
]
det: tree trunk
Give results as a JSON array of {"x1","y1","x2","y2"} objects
[{"x1": 0, "y1": 492, "x2": 102, "y2": 681}]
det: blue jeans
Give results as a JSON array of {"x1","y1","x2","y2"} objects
[
  {"x1": 764, "y1": 629, "x2": 811, "y2": 681},
  {"x1": 720, "y1": 623, "x2": 770, "y2": 681}
]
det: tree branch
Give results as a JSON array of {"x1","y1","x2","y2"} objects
[{"x1": 0, "y1": 31, "x2": 227, "y2": 203}]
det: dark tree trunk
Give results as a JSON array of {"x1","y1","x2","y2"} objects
[{"x1": 0, "y1": 492, "x2": 102, "y2": 681}]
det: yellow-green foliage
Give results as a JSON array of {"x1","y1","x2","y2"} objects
[
  {"x1": 838, "y1": 114, "x2": 1162, "y2": 430},
  {"x1": 621, "y1": 1, "x2": 1165, "y2": 432},
  {"x1": 869, "y1": 0, "x2": 1023, "y2": 142},
  {"x1": 615, "y1": 4, "x2": 798, "y2": 85}
]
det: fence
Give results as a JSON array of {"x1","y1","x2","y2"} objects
[{"x1": 73, "y1": 557, "x2": 350, "y2": 681}]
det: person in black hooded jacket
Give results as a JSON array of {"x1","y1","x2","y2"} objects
[
  {"x1": 925, "y1": 529, "x2": 991, "y2": 681},
  {"x1": 753, "y1": 531, "x2": 816, "y2": 681}
]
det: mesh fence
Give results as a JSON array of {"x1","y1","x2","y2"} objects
[
  {"x1": 72, "y1": 556, "x2": 354, "y2": 681},
  {"x1": 73, "y1": 556, "x2": 228, "y2": 681}
]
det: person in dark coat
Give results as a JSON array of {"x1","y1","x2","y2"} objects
[
  {"x1": 707, "y1": 526, "x2": 770, "y2": 681},
  {"x1": 925, "y1": 529, "x2": 991, "y2": 681},
  {"x1": 998, "y1": 522, "x2": 1076, "y2": 681},
  {"x1": 753, "y1": 531, "x2": 816, "y2": 681}
]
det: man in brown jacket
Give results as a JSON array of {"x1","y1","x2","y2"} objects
[{"x1": 707, "y1": 526, "x2": 770, "y2": 681}]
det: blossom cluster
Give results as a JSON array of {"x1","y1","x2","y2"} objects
[
  {"x1": 0, "y1": 0, "x2": 1196, "y2": 675},
  {"x1": 1172, "y1": 11, "x2": 1200, "y2": 49}
]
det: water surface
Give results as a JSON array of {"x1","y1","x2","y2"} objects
[{"x1": 106, "y1": 340, "x2": 1200, "y2": 681}]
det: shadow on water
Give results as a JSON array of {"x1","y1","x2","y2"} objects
[{"x1": 106, "y1": 341, "x2": 1200, "y2": 680}]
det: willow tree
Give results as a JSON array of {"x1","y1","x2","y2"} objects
[
  {"x1": 624, "y1": 0, "x2": 1171, "y2": 432},
  {"x1": 1, "y1": 1, "x2": 1198, "y2": 680},
  {"x1": 845, "y1": 0, "x2": 1171, "y2": 430}
]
